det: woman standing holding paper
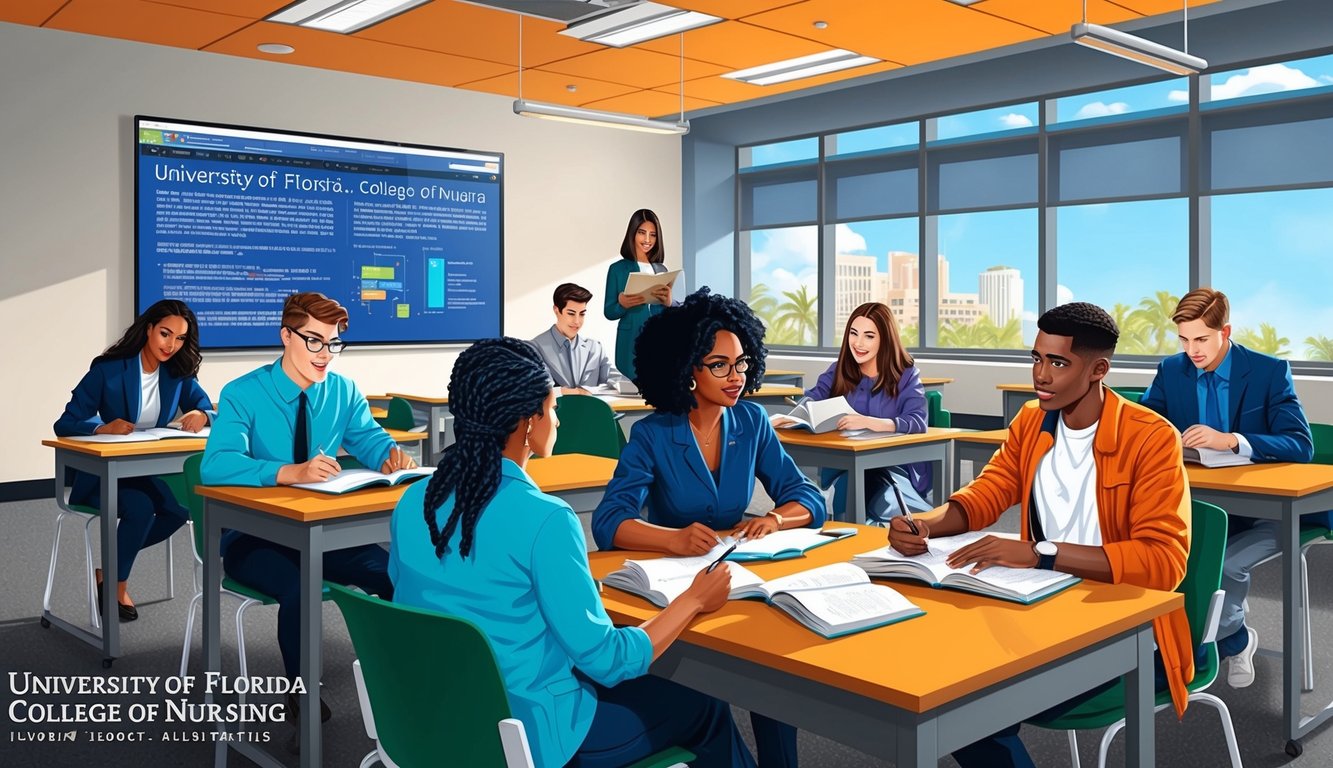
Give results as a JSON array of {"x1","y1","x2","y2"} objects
[
  {"x1": 786, "y1": 302, "x2": 931, "y2": 524},
  {"x1": 53, "y1": 299, "x2": 213, "y2": 621},
  {"x1": 604, "y1": 208, "x2": 674, "y2": 382}
]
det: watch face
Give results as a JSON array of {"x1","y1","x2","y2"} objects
[{"x1": 1035, "y1": 541, "x2": 1058, "y2": 556}]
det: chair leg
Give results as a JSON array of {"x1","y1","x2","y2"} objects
[
  {"x1": 359, "y1": 750, "x2": 381, "y2": 768},
  {"x1": 1066, "y1": 730, "x2": 1082, "y2": 768},
  {"x1": 83, "y1": 516, "x2": 101, "y2": 630},
  {"x1": 42, "y1": 512, "x2": 69, "y2": 613},
  {"x1": 1188, "y1": 693, "x2": 1244, "y2": 768},
  {"x1": 1302, "y1": 550, "x2": 1314, "y2": 692},
  {"x1": 179, "y1": 591, "x2": 203, "y2": 678},
  {"x1": 235, "y1": 598, "x2": 259, "y2": 707},
  {"x1": 165, "y1": 529, "x2": 176, "y2": 600},
  {"x1": 1096, "y1": 720, "x2": 1124, "y2": 768}
]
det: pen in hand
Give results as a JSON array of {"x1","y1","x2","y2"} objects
[
  {"x1": 887, "y1": 473, "x2": 920, "y2": 536},
  {"x1": 705, "y1": 542, "x2": 738, "y2": 573}
]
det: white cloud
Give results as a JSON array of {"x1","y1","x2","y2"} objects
[
  {"x1": 1210, "y1": 63, "x2": 1321, "y2": 100},
  {"x1": 768, "y1": 267, "x2": 816, "y2": 296},
  {"x1": 749, "y1": 227, "x2": 817, "y2": 291},
  {"x1": 1167, "y1": 89, "x2": 1189, "y2": 103},
  {"x1": 1321, "y1": 75, "x2": 1333, "y2": 85},
  {"x1": 1000, "y1": 113, "x2": 1034, "y2": 128},
  {"x1": 1057, "y1": 284, "x2": 1074, "y2": 305},
  {"x1": 834, "y1": 223, "x2": 867, "y2": 254},
  {"x1": 1073, "y1": 101, "x2": 1130, "y2": 120},
  {"x1": 1022, "y1": 310, "x2": 1039, "y2": 322}
]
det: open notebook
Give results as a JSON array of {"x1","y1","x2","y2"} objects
[
  {"x1": 771, "y1": 396, "x2": 854, "y2": 434},
  {"x1": 1183, "y1": 446, "x2": 1252, "y2": 468},
  {"x1": 65, "y1": 425, "x2": 211, "y2": 443},
  {"x1": 602, "y1": 559, "x2": 923, "y2": 639},
  {"x1": 719, "y1": 527, "x2": 856, "y2": 562},
  {"x1": 853, "y1": 531, "x2": 1080, "y2": 604},
  {"x1": 292, "y1": 467, "x2": 433, "y2": 494}
]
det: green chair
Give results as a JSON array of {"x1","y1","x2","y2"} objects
[
  {"x1": 1109, "y1": 386, "x2": 1147, "y2": 403},
  {"x1": 42, "y1": 471, "x2": 178, "y2": 631},
  {"x1": 1027, "y1": 500, "x2": 1241, "y2": 768},
  {"x1": 552, "y1": 394, "x2": 623, "y2": 460},
  {"x1": 329, "y1": 584, "x2": 693, "y2": 768},
  {"x1": 1251, "y1": 421, "x2": 1333, "y2": 691},
  {"x1": 375, "y1": 397, "x2": 417, "y2": 431},
  {"x1": 926, "y1": 390, "x2": 952, "y2": 428}
]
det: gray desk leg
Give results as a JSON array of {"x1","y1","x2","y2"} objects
[
  {"x1": 202, "y1": 502, "x2": 224, "y2": 768},
  {"x1": 99, "y1": 465, "x2": 120, "y2": 664},
  {"x1": 896, "y1": 719, "x2": 937, "y2": 767},
  {"x1": 1283, "y1": 502, "x2": 1301, "y2": 748},
  {"x1": 1123, "y1": 626, "x2": 1155, "y2": 765},
  {"x1": 430, "y1": 404, "x2": 449, "y2": 466},
  {"x1": 298, "y1": 525, "x2": 325, "y2": 767},
  {"x1": 847, "y1": 459, "x2": 866, "y2": 525}
]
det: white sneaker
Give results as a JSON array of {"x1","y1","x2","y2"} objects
[{"x1": 1228, "y1": 627, "x2": 1259, "y2": 688}]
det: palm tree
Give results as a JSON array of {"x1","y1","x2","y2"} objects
[
  {"x1": 1305, "y1": 335, "x2": 1333, "y2": 362},
  {"x1": 938, "y1": 320, "x2": 988, "y2": 348},
  {"x1": 899, "y1": 324, "x2": 919, "y2": 348},
  {"x1": 1236, "y1": 323, "x2": 1291, "y2": 357},
  {"x1": 1128, "y1": 291, "x2": 1181, "y2": 355},
  {"x1": 775, "y1": 286, "x2": 819, "y2": 346},
  {"x1": 747, "y1": 283, "x2": 779, "y2": 319},
  {"x1": 987, "y1": 317, "x2": 1024, "y2": 349}
]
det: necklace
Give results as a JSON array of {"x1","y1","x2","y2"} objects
[{"x1": 689, "y1": 416, "x2": 721, "y2": 448}]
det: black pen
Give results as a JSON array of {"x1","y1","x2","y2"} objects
[
  {"x1": 886, "y1": 472, "x2": 920, "y2": 536},
  {"x1": 705, "y1": 542, "x2": 738, "y2": 573}
]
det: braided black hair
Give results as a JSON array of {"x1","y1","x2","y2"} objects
[
  {"x1": 421, "y1": 337, "x2": 551, "y2": 559},
  {"x1": 1038, "y1": 302, "x2": 1120, "y2": 357},
  {"x1": 632, "y1": 287, "x2": 768, "y2": 415}
]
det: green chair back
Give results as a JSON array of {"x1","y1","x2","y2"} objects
[
  {"x1": 1310, "y1": 423, "x2": 1333, "y2": 466},
  {"x1": 1110, "y1": 386, "x2": 1148, "y2": 403},
  {"x1": 328, "y1": 583, "x2": 514, "y2": 768},
  {"x1": 375, "y1": 397, "x2": 417, "y2": 431},
  {"x1": 926, "y1": 389, "x2": 952, "y2": 428},
  {"x1": 552, "y1": 395, "x2": 623, "y2": 460}
]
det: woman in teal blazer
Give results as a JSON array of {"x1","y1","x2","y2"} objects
[
  {"x1": 593, "y1": 289, "x2": 823, "y2": 768},
  {"x1": 604, "y1": 208, "x2": 674, "y2": 381},
  {"x1": 389, "y1": 337, "x2": 754, "y2": 768},
  {"x1": 53, "y1": 299, "x2": 213, "y2": 621}
]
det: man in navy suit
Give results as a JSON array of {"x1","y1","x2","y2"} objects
[{"x1": 1141, "y1": 288, "x2": 1314, "y2": 688}]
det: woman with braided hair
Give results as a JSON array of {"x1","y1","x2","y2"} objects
[{"x1": 389, "y1": 337, "x2": 756, "y2": 768}]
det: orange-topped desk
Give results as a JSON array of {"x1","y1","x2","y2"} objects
[
  {"x1": 41, "y1": 436, "x2": 211, "y2": 666},
  {"x1": 592, "y1": 525, "x2": 1178, "y2": 765},
  {"x1": 776, "y1": 428, "x2": 961, "y2": 523}
]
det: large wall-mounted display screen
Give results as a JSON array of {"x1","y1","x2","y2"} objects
[{"x1": 135, "y1": 116, "x2": 502, "y2": 349}]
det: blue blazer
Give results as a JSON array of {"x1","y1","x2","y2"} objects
[
  {"x1": 603, "y1": 258, "x2": 668, "y2": 381},
  {"x1": 54, "y1": 355, "x2": 214, "y2": 503},
  {"x1": 592, "y1": 400, "x2": 825, "y2": 550},
  {"x1": 1140, "y1": 343, "x2": 1313, "y2": 463}
]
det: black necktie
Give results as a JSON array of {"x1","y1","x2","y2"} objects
[{"x1": 294, "y1": 391, "x2": 309, "y2": 463}]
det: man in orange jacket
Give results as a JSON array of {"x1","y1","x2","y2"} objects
[{"x1": 889, "y1": 302, "x2": 1194, "y2": 768}]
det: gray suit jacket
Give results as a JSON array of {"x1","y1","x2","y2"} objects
[{"x1": 530, "y1": 325, "x2": 612, "y2": 389}]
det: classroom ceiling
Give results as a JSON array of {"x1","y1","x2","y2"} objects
[{"x1": 4, "y1": 0, "x2": 1220, "y2": 118}]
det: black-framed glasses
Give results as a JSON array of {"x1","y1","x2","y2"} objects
[
  {"x1": 700, "y1": 358, "x2": 751, "y2": 379},
  {"x1": 284, "y1": 325, "x2": 346, "y2": 354}
]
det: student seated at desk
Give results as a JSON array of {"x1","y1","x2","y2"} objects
[
  {"x1": 530, "y1": 282, "x2": 613, "y2": 394},
  {"x1": 389, "y1": 337, "x2": 754, "y2": 768},
  {"x1": 54, "y1": 299, "x2": 213, "y2": 622},
  {"x1": 1140, "y1": 288, "x2": 1315, "y2": 688},
  {"x1": 592, "y1": 288, "x2": 823, "y2": 768},
  {"x1": 201, "y1": 291, "x2": 416, "y2": 729},
  {"x1": 776, "y1": 302, "x2": 932, "y2": 524},
  {"x1": 888, "y1": 303, "x2": 1194, "y2": 768}
]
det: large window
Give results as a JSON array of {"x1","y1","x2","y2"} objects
[
  {"x1": 833, "y1": 219, "x2": 919, "y2": 346},
  {"x1": 746, "y1": 226, "x2": 819, "y2": 347},
  {"x1": 936, "y1": 210, "x2": 1036, "y2": 350}
]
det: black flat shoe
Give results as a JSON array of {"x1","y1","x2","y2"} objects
[{"x1": 97, "y1": 579, "x2": 139, "y2": 622}]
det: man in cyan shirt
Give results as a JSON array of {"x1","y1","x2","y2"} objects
[{"x1": 202, "y1": 291, "x2": 416, "y2": 728}]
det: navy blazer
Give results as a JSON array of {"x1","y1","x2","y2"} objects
[
  {"x1": 1140, "y1": 343, "x2": 1313, "y2": 463},
  {"x1": 591, "y1": 400, "x2": 825, "y2": 550}
]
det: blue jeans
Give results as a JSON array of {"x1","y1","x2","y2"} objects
[
  {"x1": 570, "y1": 675, "x2": 756, "y2": 768},
  {"x1": 70, "y1": 473, "x2": 187, "y2": 582},
  {"x1": 819, "y1": 466, "x2": 931, "y2": 524},
  {"x1": 222, "y1": 535, "x2": 393, "y2": 680}
]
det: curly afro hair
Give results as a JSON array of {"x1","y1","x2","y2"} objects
[
  {"x1": 632, "y1": 287, "x2": 768, "y2": 415},
  {"x1": 1037, "y1": 302, "x2": 1119, "y2": 356}
]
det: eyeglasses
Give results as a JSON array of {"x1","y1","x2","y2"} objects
[
  {"x1": 284, "y1": 325, "x2": 346, "y2": 354},
  {"x1": 700, "y1": 358, "x2": 751, "y2": 379}
]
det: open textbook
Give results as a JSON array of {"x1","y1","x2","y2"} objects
[
  {"x1": 603, "y1": 559, "x2": 923, "y2": 638},
  {"x1": 720, "y1": 527, "x2": 856, "y2": 562},
  {"x1": 293, "y1": 467, "x2": 433, "y2": 494},
  {"x1": 853, "y1": 531, "x2": 1080, "y2": 604},
  {"x1": 1183, "y1": 446, "x2": 1252, "y2": 468},
  {"x1": 622, "y1": 269, "x2": 681, "y2": 304},
  {"x1": 771, "y1": 396, "x2": 854, "y2": 434},
  {"x1": 65, "y1": 425, "x2": 211, "y2": 443}
]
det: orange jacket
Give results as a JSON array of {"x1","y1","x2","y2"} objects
[{"x1": 951, "y1": 389, "x2": 1194, "y2": 716}]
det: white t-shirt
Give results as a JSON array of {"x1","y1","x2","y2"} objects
[
  {"x1": 1033, "y1": 416, "x2": 1102, "y2": 546},
  {"x1": 636, "y1": 260, "x2": 654, "y2": 273},
  {"x1": 137, "y1": 364, "x2": 161, "y2": 429}
]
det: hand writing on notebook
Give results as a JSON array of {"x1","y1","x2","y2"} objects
[
  {"x1": 733, "y1": 514, "x2": 779, "y2": 541},
  {"x1": 946, "y1": 535, "x2": 1038, "y2": 575},
  {"x1": 888, "y1": 515, "x2": 931, "y2": 556},
  {"x1": 177, "y1": 410, "x2": 208, "y2": 432},
  {"x1": 282, "y1": 453, "x2": 342, "y2": 485},
  {"x1": 667, "y1": 523, "x2": 721, "y2": 557}
]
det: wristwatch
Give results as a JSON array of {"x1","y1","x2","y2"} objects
[
  {"x1": 767, "y1": 511, "x2": 786, "y2": 529},
  {"x1": 1034, "y1": 540, "x2": 1058, "y2": 570}
]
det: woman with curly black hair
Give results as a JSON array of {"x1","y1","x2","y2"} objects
[
  {"x1": 591, "y1": 288, "x2": 824, "y2": 768},
  {"x1": 389, "y1": 337, "x2": 755, "y2": 768}
]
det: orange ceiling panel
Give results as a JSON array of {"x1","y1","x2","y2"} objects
[
  {"x1": 207, "y1": 21, "x2": 513, "y2": 88},
  {"x1": 457, "y1": 69, "x2": 638, "y2": 108},
  {"x1": 46, "y1": 0, "x2": 253, "y2": 49},
  {"x1": 145, "y1": 0, "x2": 289, "y2": 18},
  {"x1": 636, "y1": 20, "x2": 830, "y2": 70},
  {"x1": 0, "y1": 0, "x2": 68, "y2": 26},
  {"x1": 580, "y1": 89, "x2": 721, "y2": 118},
  {"x1": 664, "y1": 1, "x2": 805, "y2": 20},
  {"x1": 539, "y1": 47, "x2": 729, "y2": 90},
  {"x1": 743, "y1": 0, "x2": 1046, "y2": 66},
  {"x1": 975, "y1": 0, "x2": 1141, "y2": 35},
  {"x1": 358, "y1": 2, "x2": 599, "y2": 67},
  {"x1": 1110, "y1": 0, "x2": 1218, "y2": 16},
  {"x1": 659, "y1": 59, "x2": 900, "y2": 105}
]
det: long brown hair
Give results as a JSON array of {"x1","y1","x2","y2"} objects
[
  {"x1": 830, "y1": 302, "x2": 913, "y2": 399},
  {"x1": 618, "y1": 209, "x2": 665, "y2": 264},
  {"x1": 95, "y1": 299, "x2": 202, "y2": 379}
]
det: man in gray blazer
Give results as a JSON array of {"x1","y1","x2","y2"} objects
[{"x1": 530, "y1": 283, "x2": 613, "y2": 394}]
